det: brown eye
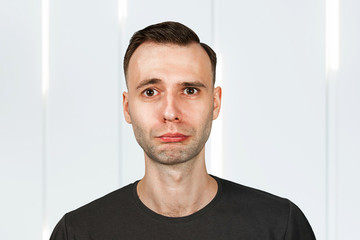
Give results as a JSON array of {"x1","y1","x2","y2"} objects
[
  {"x1": 143, "y1": 88, "x2": 158, "y2": 97},
  {"x1": 184, "y1": 87, "x2": 198, "y2": 95}
]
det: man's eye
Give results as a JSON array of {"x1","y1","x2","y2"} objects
[
  {"x1": 143, "y1": 88, "x2": 159, "y2": 97},
  {"x1": 184, "y1": 87, "x2": 198, "y2": 95}
]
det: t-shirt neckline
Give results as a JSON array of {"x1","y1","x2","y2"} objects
[{"x1": 132, "y1": 175, "x2": 223, "y2": 223}]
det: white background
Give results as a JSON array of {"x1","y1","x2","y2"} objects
[{"x1": 1, "y1": 0, "x2": 359, "y2": 239}]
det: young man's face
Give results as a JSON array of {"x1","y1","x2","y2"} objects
[{"x1": 123, "y1": 42, "x2": 221, "y2": 165}]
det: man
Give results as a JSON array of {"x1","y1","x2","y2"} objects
[{"x1": 50, "y1": 21, "x2": 316, "y2": 239}]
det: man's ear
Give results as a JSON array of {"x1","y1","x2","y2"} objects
[
  {"x1": 123, "y1": 92, "x2": 132, "y2": 124},
  {"x1": 212, "y1": 86, "x2": 222, "y2": 120}
]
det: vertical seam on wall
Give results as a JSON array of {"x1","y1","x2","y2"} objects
[
  {"x1": 325, "y1": 0, "x2": 340, "y2": 239},
  {"x1": 118, "y1": 0, "x2": 127, "y2": 187},
  {"x1": 41, "y1": 0, "x2": 50, "y2": 239}
]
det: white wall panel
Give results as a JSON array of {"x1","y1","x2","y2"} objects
[
  {"x1": 46, "y1": 0, "x2": 120, "y2": 233},
  {"x1": 216, "y1": 1, "x2": 326, "y2": 239},
  {"x1": 120, "y1": 0, "x2": 213, "y2": 185},
  {"x1": 0, "y1": 1, "x2": 42, "y2": 240},
  {"x1": 337, "y1": 0, "x2": 360, "y2": 238}
]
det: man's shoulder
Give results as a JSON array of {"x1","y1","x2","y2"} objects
[
  {"x1": 65, "y1": 182, "x2": 136, "y2": 223},
  {"x1": 50, "y1": 182, "x2": 139, "y2": 239},
  {"x1": 210, "y1": 176, "x2": 316, "y2": 239},
  {"x1": 216, "y1": 176, "x2": 290, "y2": 216}
]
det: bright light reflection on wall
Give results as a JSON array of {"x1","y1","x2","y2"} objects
[
  {"x1": 42, "y1": 0, "x2": 49, "y2": 98},
  {"x1": 209, "y1": 0, "x2": 224, "y2": 177},
  {"x1": 326, "y1": 0, "x2": 340, "y2": 73},
  {"x1": 42, "y1": 226, "x2": 50, "y2": 240},
  {"x1": 118, "y1": 0, "x2": 127, "y2": 25},
  {"x1": 42, "y1": 0, "x2": 49, "y2": 239},
  {"x1": 325, "y1": 0, "x2": 339, "y2": 240}
]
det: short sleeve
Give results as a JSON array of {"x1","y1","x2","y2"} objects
[
  {"x1": 49, "y1": 215, "x2": 68, "y2": 240},
  {"x1": 284, "y1": 200, "x2": 316, "y2": 240}
]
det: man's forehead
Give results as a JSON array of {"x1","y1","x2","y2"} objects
[
  {"x1": 130, "y1": 41, "x2": 202, "y2": 60},
  {"x1": 126, "y1": 42, "x2": 212, "y2": 88}
]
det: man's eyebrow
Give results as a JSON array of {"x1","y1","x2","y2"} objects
[
  {"x1": 136, "y1": 78, "x2": 162, "y2": 90},
  {"x1": 179, "y1": 81, "x2": 207, "y2": 88}
]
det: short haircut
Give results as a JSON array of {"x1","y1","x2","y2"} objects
[{"x1": 123, "y1": 21, "x2": 217, "y2": 85}]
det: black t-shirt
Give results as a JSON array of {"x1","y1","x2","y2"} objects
[{"x1": 50, "y1": 176, "x2": 316, "y2": 239}]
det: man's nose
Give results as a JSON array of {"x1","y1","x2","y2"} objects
[{"x1": 162, "y1": 93, "x2": 182, "y2": 122}]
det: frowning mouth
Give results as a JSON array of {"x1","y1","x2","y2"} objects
[{"x1": 158, "y1": 133, "x2": 189, "y2": 143}]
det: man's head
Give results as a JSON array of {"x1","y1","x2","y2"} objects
[
  {"x1": 123, "y1": 22, "x2": 221, "y2": 166},
  {"x1": 123, "y1": 21, "x2": 217, "y2": 86}
]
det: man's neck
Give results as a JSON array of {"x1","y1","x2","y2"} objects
[{"x1": 137, "y1": 151, "x2": 218, "y2": 217}]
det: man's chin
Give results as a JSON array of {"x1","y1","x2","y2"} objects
[
  {"x1": 146, "y1": 149, "x2": 198, "y2": 166},
  {"x1": 151, "y1": 153, "x2": 191, "y2": 166},
  {"x1": 142, "y1": 141, "x2": 205, "y2": 166}
]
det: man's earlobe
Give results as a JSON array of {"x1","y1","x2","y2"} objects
[
  {"x1": 123, "y1": 92, "x2": 132, "y2": 124},
  {"x1": 213, "y1": 86, "x2": 222, "y2": 120}
]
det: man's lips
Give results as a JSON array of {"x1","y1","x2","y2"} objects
[{"x1": 157, "y1": 133, "x2": 189, "y2": 143}]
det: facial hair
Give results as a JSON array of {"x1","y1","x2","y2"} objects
[{"x1": 131, "y1": 113, "x2": 213, "y2": 166}]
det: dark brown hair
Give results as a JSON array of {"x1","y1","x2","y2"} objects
[{"x1": 123, "y1": 21, "x2": 217, "y2": 85}]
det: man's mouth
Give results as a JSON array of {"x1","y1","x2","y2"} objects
[{"x1": 158, "y1": 133, "x2": 189, "y2": 143}]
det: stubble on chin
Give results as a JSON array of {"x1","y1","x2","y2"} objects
[
  {"x1": 147, "y1": 144, "x2": 200, "y2": 166},
  {"x1": 131, "y1": 109, "x2": 214, "y2": 167},
  {"x1": 133, "y1": 126, "x2": 211, "y2": 166},
  {"x1": 138, "y1": 133, "x2": 203, "y2": 166}
]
